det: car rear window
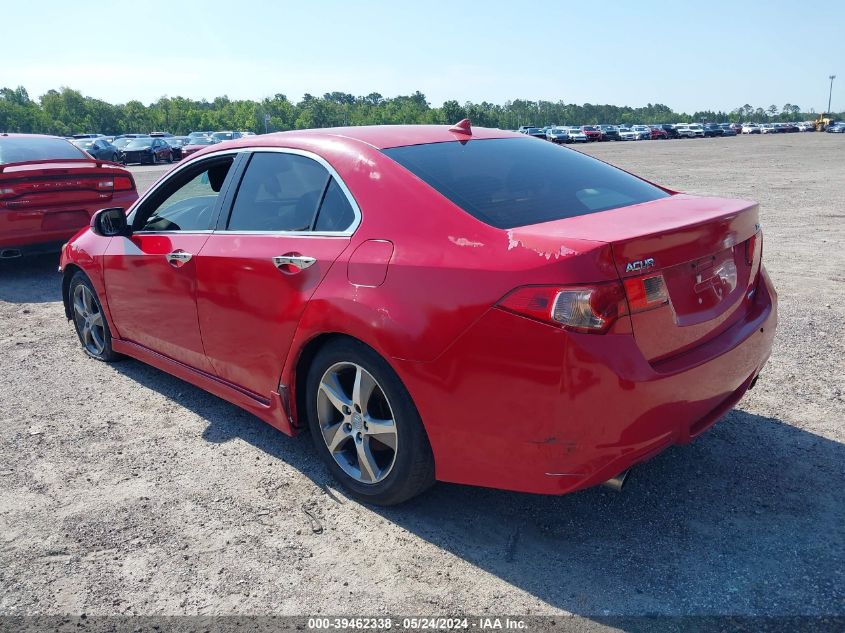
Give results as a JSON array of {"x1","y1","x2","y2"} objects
[
  {"x1": 0, "y1": 136, "x2": 88, "y2": 165},
  {"x1": 382, "y1": 137, "x2": 670, "y2": 229}
]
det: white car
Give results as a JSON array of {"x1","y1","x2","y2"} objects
[
  {"x1": 617, "y1": 126, "x2": 637, "y2": 141},
  {"x1": 742, "y1": 123, "x2": 761, "y2": 134},
  {"x1": 565, "y1": 127, "x2": 588, "y2": 143},
  {"x1": 796, "y1": 122, "x2": 813, "y2": 132},
  {"x1": 759, "y1": 123, "x2": 777, "y2": 134},
  {"x1": 631, "y1": 125, "x2": 652, "y2": 140},
  {"x1": 675, "y1": 123, "x2": 705, "y2": 138}
]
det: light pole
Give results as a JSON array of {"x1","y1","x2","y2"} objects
[{"x1": 828, "y1": 75, "x2": 836, "y2": 114}]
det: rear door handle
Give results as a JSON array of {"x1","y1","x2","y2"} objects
[
  {"x1": 273, "y1": 254, "x2": 316, "y2": 273},
  {"x1": 166, "y1": 250, "x2": 193, "y2": 268}
]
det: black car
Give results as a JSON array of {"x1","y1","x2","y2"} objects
[
  {"x1": 653, "y1": 123, "x2": 680, "y2": 139},
  {"x1": 522, "y1": 127, "x2": 547, "y2": 139},
  {"x1": 164, "y1": 137, "x2": 190, "y2": 160},
  {"x1": 119, "y1": 137, "x2": 173, "y2": 165},
  {"x1": 702, "y1": 123, "x2": 724, "y2": 137},
  {"x1": 70, "y1": 137, "x2": 120, "y2": 162},
  {"x1": 596, "y1": 125, "x2": 620, "y2": 141}
]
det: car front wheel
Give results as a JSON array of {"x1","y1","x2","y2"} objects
[
  {"x1": 69, "y1": 271, "x2": 120, "y2": 362},
  {"x1": 306, "y1": 339, "x2": 435, "y2": 505}
]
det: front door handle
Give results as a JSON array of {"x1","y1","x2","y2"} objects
[
  {"x1": 273, "y1": 254, "x2": 316, "y2": 273},
  {"x1": 166, "y1": 250, "x2": 193, "y2": 268}
]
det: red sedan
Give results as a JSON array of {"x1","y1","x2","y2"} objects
[
  {"x1": 649, "y1": 126, "x2": 669, "y2": 140},
  {"x1": 181, "y1": 136, "x2": 216, "y2": 158},
  {"x1": 580, "y1": 125, "x2": 602, "y2": 141},
  {"x1": 0, "y1": 134, "x2": 137, "y2": 258},
  {"x1": 59, "y1": 121, "x2": 776, "y2": 505}
]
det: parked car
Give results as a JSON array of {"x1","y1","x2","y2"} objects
[
  {"x1": 741, "y1": 123, "x2": 760, "y2": 134},
  {"x1": 0, "y1": 134, "x2": 137, "y2": 258},
  {"x1": 653, "y1": 124, "x2": 680, "y2": 139},
  {"x1": 729, "y1": 123, "x2": 743, "y2": 134},
  {"x1": 149, "y1": 131, "x2": 174, "y2": 138},
  {"x1": 649, "y1": 126, "x2": 668, "y2": 140},
  {"x1": 719, "y1": 126, "x2": 737, "y2": 137},
  {"x1": 71, "y1": 137, "x2": 121, "y2": 161},
  {"x1": 211, "y1": 131, "x2": 243, "y2": 143},
  {"x1": 119, "y1": 137, "x2": 173, "y2": 165},
  {"x1": 630, "y1": 125, "x2": 652, "y2": 140},
  {"x1": 617, "y1": 126, "x2": 638, "y2": 141},
  {"x1": 517, "y1": 126, "x2": 537, "y2": 134},
  {"x1": 188, "y1": 131, "x2": 214, "y2": 140},
  {"x1": 545, "y1": 127, "x2": 570, "y2": 143},
  {"x1": 796, "y1": 122, "x2": 813, "y2": 132},
  {"x1": 71, "y1": 133, "x2": 105, "y2": 139},
  {"x1": 580, "y1": 126, "x2": 602, "y2": 142},
  {"x1": 58, "y1": 122, "x2": 776, "y2": 505},
  {"x1": 165, "y1": 137, "x2": 189, "y2": 161},
  {"x1": 521, "y1": 127, "x2": 547, "y2": 139},
  {"x1": 675, "y1": 123, "x2": 705, "y2": 138},
  {"x1": 827, "y1": 122, "x2": 845, "y2": 133},
  {"x1": 181, "y1": 136, "x2": 216, "y2": 158},
  {"x1": 759, "y1": 124, "x2": 777, "y2": 134},
  {"x1": 565, "y1": 127, "x2": 588, "y2": 143},
  {"x1": 596, "y1": 125, "x2": 620, "y2": 141},
  {"x1": 703, "y1": 123, "x2": 724, "y2": 137},
  {"x1": 114, "y1": 133, "x2": 148, "y2": 140}
]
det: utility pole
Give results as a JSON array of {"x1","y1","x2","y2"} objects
[{"x1": 828, "y1": 75, "x2": 836, "y2": 114}]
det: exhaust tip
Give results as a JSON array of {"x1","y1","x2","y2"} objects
[
  {"x1": 0, "y1": 249, "x2": 22, "y2": 259},
  {"x1": 602, "y1": 469, "x2": 631, "y2": 492}
]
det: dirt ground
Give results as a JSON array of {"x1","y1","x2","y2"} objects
[{"x1": 0, "y1": 133, "x2": 843, "y2": 620}]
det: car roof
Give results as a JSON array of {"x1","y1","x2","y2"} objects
[{"x1": 222, "y1": 125, "x2": 521, "y2": 150}]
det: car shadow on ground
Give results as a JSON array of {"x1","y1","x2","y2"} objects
[
  {"x1": 0, "y1": 253, "x2": 63, "y2": 304},
  {"x1": 111, "y1": 358, "x2": 844, "y2": 617}
]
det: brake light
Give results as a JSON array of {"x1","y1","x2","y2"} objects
[
  {"x1": 497, "y1": 282, "x2": 628, "y2": 334},
  {"x1": 623, "y1": 274, "x2": 669, "y2": 313},
  {"x1": 113, "y1": 175, "x2": 134, "y2": 191}
]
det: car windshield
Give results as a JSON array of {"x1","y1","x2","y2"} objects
[
  {"x1": 213, "y1": 132, "x2": 234, "y2": 140},
  {"x1": 0, "y1": 136, "x2": 88, "y2": 164},
  {"x1": 125, "y1": 139, "x2": 154, "y2": 149},
  {"x1": 188, "y1": 137, "x2": 214, "y2": 146},
  {"x1": 582, "y1": 126, "x2": 597, "y2": 131},
  {"x1": 383, "y1": 137, "x2": 670, "y2": 230}
]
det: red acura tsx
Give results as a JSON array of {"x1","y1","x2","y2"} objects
[{"x1": 59, "y1": 121, "x2": 776, "y2": 505}]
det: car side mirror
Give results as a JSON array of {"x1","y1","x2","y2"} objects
[{"x1": 91, "y1": 207, "x2": 130, "y2": 237}]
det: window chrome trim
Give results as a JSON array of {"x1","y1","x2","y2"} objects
[
  {"x1": 127, "y1": 149, "x2": 248, "y2": 230},
  {"x1": 218, "y1": 146, "x2": 362, "y2": 237}
]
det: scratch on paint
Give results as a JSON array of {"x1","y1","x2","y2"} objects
[
  {"x1": 448, "y1": 236, "x2": 484, "y2": 248},
  {"x1": 506, "y1": 230, "x2": 577, "y2": 260}
]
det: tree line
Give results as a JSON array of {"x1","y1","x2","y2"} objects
[{"x1": 0, "y1": 86, "x2": 838, "y2": 136}]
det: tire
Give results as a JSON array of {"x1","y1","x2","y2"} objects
[
  {"x1": 69, "y1": 271, "x2": 121, "y2": 362},
  {"x1": 151, "y1": 152, "x2": 158, "y2": 165},
  {"x1": 305, "y1": 338, "x2": 435, "y2": 505},
  {"x1": 166, "y1": 151, "x2": 173, "y2": 164}
]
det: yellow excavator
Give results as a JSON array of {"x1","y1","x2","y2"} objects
[{"x1": 814, "y1": 113, "x2": 836, "y2": 131}]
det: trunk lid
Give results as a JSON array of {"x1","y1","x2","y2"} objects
[
  {"x1": 0, "y1": 160, "x2": 126, "y2": 208},
  {"x1": 513, "y1": 194, "x2": 762, "y2": 361}
]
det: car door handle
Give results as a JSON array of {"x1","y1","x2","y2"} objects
[
  {"x1": 166, "y1": 250, "x2": 193, "y2": 268},
  {"x1": 273, "y1": 254, "x2": 316, "y2": 273}
]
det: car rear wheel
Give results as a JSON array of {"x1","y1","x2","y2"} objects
[
  {"x1": 306, "y1": 339, "x2": 435, "y2": 505},
  {"x1": 69, "y1": 272, "x2": 120, "y2": 362}
]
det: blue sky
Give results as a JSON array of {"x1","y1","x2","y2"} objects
[{"x1": 3, "y1": 0, "x2": 841, "y2": 114}]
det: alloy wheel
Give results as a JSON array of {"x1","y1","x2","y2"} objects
[
  {"x1": 317, "y1": 362, "x2": 398, "y2": 484},
  {"x1": 72, "y1": 284, "x2": 106, "y2": 356}
]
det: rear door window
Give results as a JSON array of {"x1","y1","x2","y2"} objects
[
  {"x1": 383, "y1": 137, "x2": 669, "y2": 229},
  {"x1": 225, "y1": 152, "x2": 357, "y2": 233}
]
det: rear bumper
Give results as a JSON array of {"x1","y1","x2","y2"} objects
[
  {"x1": 396, "y1": 267, "x2": 777, "y2": 495},
  {"x1": 0, "y1": 191, "x2": 137, "y2": 249}
]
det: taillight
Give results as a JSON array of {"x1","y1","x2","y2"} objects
[
  {"x1": 0, "y1": 185, "x2": 17, "y2": 200},
  {"x1": 113, "y1": 175, "x2": 134, "y2": 191},
  {"x1": 497, "y1": 282, "x2": 628, "y2": 334},
  {"x1": 623, "y1": 274, "x2": 669, "y2": 313},
  {"x1": 97, "y1": 180, "x2": 114, "y2": 190}
]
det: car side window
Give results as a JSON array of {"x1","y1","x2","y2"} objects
[
  {"x1": 226, "y1": 152, "x2": 330, "y2": 232},
  {"x1": 314, "y1": 178, "x2": 356, "y2": 232},
  {"x1": 134, "y1": 157, "x2": 234, "y2": 232}
]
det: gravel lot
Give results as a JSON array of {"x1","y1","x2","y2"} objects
[{"x1": 0, "y1": 134, "x2": 843, "y2": 620}]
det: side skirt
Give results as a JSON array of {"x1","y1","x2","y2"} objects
[{"x1": 112, "y1": 339, "x2": 297, "y2": 436}]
